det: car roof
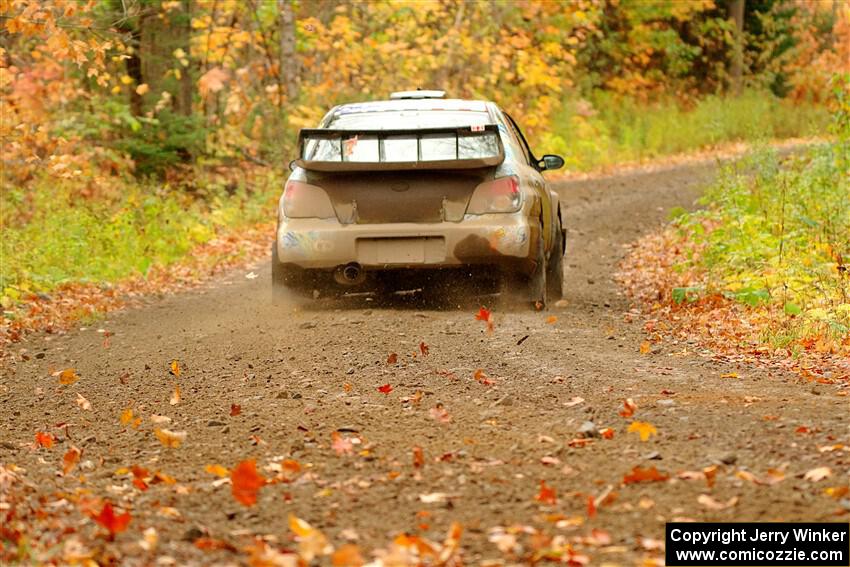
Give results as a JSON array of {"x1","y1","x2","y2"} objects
[{"x1": 331, "y1": 98, "x2": 492, "y2": 117}]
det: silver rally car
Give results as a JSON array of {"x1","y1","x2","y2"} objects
[{"x1": 273, "y1": 90, "x2": 566, "y2": 307}]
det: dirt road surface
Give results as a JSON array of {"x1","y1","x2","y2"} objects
[{"x1": 3, "y1": 163, "x2": 847, "y2": 565}]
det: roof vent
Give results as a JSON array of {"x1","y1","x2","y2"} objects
[{"x1": 389, "y1": 89, "x2": 446, "y2": 100}]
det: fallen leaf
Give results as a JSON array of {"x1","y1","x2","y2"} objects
[
  {"x1": 204, "y1": 464, "x2": 229, "y2": 477},
  {"x1": 131, "y1": 465, "x2": 149, "y2": 491},
  {"x1": 475, "y1": 306, "x2": 494, "y2": 332},
  {"x1": 627, "y1": 421, "x2": 657, "y2": 441},
  {"x1": 586, "y1": 494, "x2": 596, "y2": 518},
  {"x1": 640, "y1": 537, "x2": 665, "y2": 551},
  {"x1": 154, "y1": 429, "x2": 186, "y2": 448},
  {"x1": 120, "y1": 407, "x2": 134, "y2": 426},
  {"x1": 619, "y1": 398, "x2": 637, "y2": 418},
  {"x1": 58, "y1": 368, "x2": 79, "y2": 385},
  {"x1": 343, "y1": 383, "x2": 353, "y2": 393},
  {"x1": 412, "y1": 446, "x2": 425, "y2": 468},
  {"x1": 419, "y1": 342, "x2": 429, "y2": 356},
  {"x1": 535, "y1": 480, "x2": 557, "y2": 505},
  {"x1": 824, "y1": 486, "x2": 849, "y2": 499},
  {"x1": 564, "y1": 396, "x2": 585, "y2": 407},
  {"x1": 139, "y1": 526, "x2": 158, "y2": 551},
  {"x1": 62, "y1": 446, "x2": 81, "y2": 475},
  {"x1": 35, "y1": 431, "x2": 54, "y2": 449},
  {"x1": 623, "y1": 466, "x2": 669, "y2": 484},
  {"x1": 331, "y1": 431, "x2": 354, "y2": 456},
  {"x1": 332, "y1": 544, "x2": 364, "y2": 566},
  {"x1": 170, "y1": 384, "x2": 181, "y2": 405},
  {"x1": 473, "y1": 368, "x2": 494, "y2": 385},
  {"x1": 419, "y1": 492, "x2": 451, "y2": 503},
  {"x1": 697, "y1": 494, "x2": 739, "y2": 510},
  {"x1": 600, "y1": 427, "x2": 615, "y2": 439},
  {"x1": 230, "y1": 404, "x2": 241, "y2": 417},
  {"x1": 378, "y1": 383, "x2": 393, "y2": 395},
  {"x1": 194, "y1": 537, "x2": 237, "y2": 552},
  {"x1": 75, "y1": 393, "x2": 92, "y2": 411},
  {"x1": 703, "y1": 465, "x2": 718, "y2": 488},
  {"x1": 289, "y1": 514, "x2": 332, "y2": 560},
  {"x1": 169, "y1": 359, "x2": 180, "y2": 377},
  {"x1": 639, "y1": 341, "x2": 651, "y2": 354},
  {"x1": 231, "y1": 459, "x2": 265, "y2": 506},
  {"x1": 386, "y1": 353, "x2": 398, "y2": 364},
  {"x1": 91, "y1": 501, "x2": 131, "y2": 538},
  {"x1": 803, "y1": 466, "x2": 832, "y2": 483},
  {"x1": 150, "y1": 414, "x2": 171, "y2": 425},
  {"x1": 546, "y1": 315, "x2": 558, "y2": 324},
  {"x1": 245, "y1": 271, "x2": 258, "y2": 279},
  {"x1": 429, "y1": 403, "x2": 452, "y2": 423},
  {"x1": 720, "y1": 372, "x2": 739, "y2": 379}
]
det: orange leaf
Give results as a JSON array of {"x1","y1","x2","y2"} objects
[
  {"x1": 473, "y1": 368, "x2": 494, "y2": 385},
  {"x1": 58, "y1": 368, "x2": 79, "y2": 385},
  {"x1": 386, "y1": 353, "x2": 398, "y2": 364},
  {"x1": 378, "y1": 383, "x2": 393, "y2": 395},
  {"x1": 120, "y1": 407, "x2": 134, "y2": 426},
  {"x1": 231, "y1": 459, "x2": 265, "y2": 506},
  {"x1": 475, "y1": 306, "x2": 494, "y2": 332},
  {"x1": 230, "y1": 404, "x2": 241, "y2": 417},
  {"x1": 92, "y1": 501, "x2": 131, "y2": 537},
  {"x1": 623, "y1": 466, "x2": 669, "y2": 484},
  {"x1": 332, "y1": 543, "x2": 364, "y2": 566},
  {"x1": 170, "y1": 384, "x2": 181, "y2": 405},
  {"x1": 62, "y1": 446, "x2": 81, "y2": 474},
  {"x1": 35, "y1": 431, "x2": 54, "y2": 449},
  {"x1": 535, "y1": 480, "x2": 557, "y2": 505},
  {"x1": 703, "y1": 465, "x2": 718, "y2": 488},
  {"x1": 153, "y1": 428, "x2": 186, "y2": 448},
  {"x1": 639, "y1": 341, "x2": 651, "y2": 354},
  {"x1": 619, "y1": 398, "x2": 637, "y2": 418},
  {"x1": 194, "y1": 537, "x2": 237, "y2": 552},
  {"x1": 545, "y1": 315, "x2": 557, "y2": 324},
  {"x1": 600, "y1": 427, "x2": 615, "y2": 439},
  {"x1": 412, "y1": 446, "x2": 425, "y2": 468},
  {"x1": 343, "y1": 383, "x2": 353, "y2": 393},
  {"x1": 627, "y1": 421, "x2": 657, "y2": 441},
  {"x1": 419, "y1": 341, "x2": 429, "y2": 356},
  {"x1": 169, "y1": 359, "x2": 180, "y2": 377}
]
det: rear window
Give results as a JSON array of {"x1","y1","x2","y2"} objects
[{"x1": 327, "y1": 110, "x2": 492, "y2": 130}]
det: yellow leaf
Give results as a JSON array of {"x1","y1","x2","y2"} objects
[
  {"x1": 204, "y1": 464, "x2": 229, "y2": 477},
  {"x1": 169, "y1": 359, "x2": 180, "y2": 377},
  {"x1": 154, "y1": 429, "x2": 186, "y2": 448},
  {"x1": 627, "y1": 421, "x2": 658, "y2": 442},
  {"x1": 120, "y1": 74, "x2": 132, "y2": 85},
  {"x1": 289, "y1": 514, "x2": 314, "y2": 537},
  {"x1": 720, "y1": 372, "x2": 739, "y2": 379},
  {"x1": 639, "y1": 341, "x2": 651, "y2": 354}
]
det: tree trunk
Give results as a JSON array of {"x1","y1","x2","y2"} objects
[
  {"x1": 278, "y1": 0, "x2": 298, "y2": 102},
  {"x1": 728, "y1": 0, "x2": 745, "y2": 96}
]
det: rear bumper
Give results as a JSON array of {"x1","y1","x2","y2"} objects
[{"x1": 275, "y1": 213, "x2": 535, "y2": 273}]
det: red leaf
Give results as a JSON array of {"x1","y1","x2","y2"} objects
[
  {"x1": 586, "y1": 494, "x2": 597, "y2": 518},
  {"x1": 231, "y1": 459, "x2": 265, "y2": 506},
  {"x1": 618, "y1": 398, "x2": 637, "y2": 418},
  {"x1": 386, "y1": 353, "x2": 398, "y2": 364},
  {"x1": 378, "y1": 383, "x2": 393, "y2": 395},
  {"x1": 35, "y1": 431, "x2": 54, "y2": 449},
  {"x1": 473, "y1": 368, "x2": 494, "y2": 385},
  {"x1": 92, "y1": 501, "x2": 131, "y2": 537},
  {"x1": 622, "y1": 466, "x2": 669, "y2": 484},
  {"x1": 475, "y1": 307, "x2": 494, "y2": 332},
  {"x1": 419, "y1": 341, "x2": 429, "y2": 356},
  {"x1": 412, "y1": 446, "x2": 425, "y2": 468},
  {"x1": 535, "y1": 480, "x2": 557, "y2": 505},
  {"x1": 230, "y1": 404, "x2": 241, "y2": 417}
]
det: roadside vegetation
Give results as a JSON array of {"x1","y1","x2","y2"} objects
[{"x1": 620, "y1": 78, "x2": 849, "y2": 376}]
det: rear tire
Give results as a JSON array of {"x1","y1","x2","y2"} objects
[
  {"x1": 526, "y1": 234, "x2": 548, "y2": 309},
  {"x1": 546, "y1": 225, "x2": 565, "y2": 301}
]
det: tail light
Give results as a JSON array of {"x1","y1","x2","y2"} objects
[
  {"x1": 281, "y1": 180, "x2": 335, "y2": 219},
  {"x1": 466, "y1": 175, "x2": 522, "y2": 215}
]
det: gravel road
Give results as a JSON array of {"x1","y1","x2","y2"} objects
[{"x1": 3, "y1": 163, "x2": 847, "y2": 564}]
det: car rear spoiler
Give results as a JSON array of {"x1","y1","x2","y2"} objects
[{"x1": 294, "y1": 125, "x2": 505, "y2": 172}]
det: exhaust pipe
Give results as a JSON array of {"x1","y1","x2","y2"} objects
[{"x1": 334, "y1": 262, "x2": 366, "y2": 285}]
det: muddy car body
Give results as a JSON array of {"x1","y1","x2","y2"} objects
[{"x1": 273, "y1": 91, "x2": 565, "y2": 306}]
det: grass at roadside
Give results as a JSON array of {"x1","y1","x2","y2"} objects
[
  {"x1": 544, "y1": 90, "x2": 831, "y2": 171},
  {"x1": 619, "y1": 94, "x2": 849, "y2": 377}
]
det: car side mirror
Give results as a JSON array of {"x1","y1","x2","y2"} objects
[{"x1": 538, "y1": 154, "x2": 565, "y2": 171}]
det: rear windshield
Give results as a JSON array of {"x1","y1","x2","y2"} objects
[{"x1": 327, "y1": 110, "x2": 492, "y2": 130}]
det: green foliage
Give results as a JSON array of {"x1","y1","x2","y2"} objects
[
  {"x1": 0, "y1": 173, "x2": 279, "y2": 298},
  {"x1": 672, "y1": 89, "x2": 849, "y2": 338},
  {"x1": 544, "y1": 90, "x2": 831, "y2": 170},
  {"x1": 113, "y1": 110, "x2": 208, "y2": 177}
]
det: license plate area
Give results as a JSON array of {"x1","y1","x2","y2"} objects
[{"x1": 356, "y1": 237, "x2": 446, "y2": 265}]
